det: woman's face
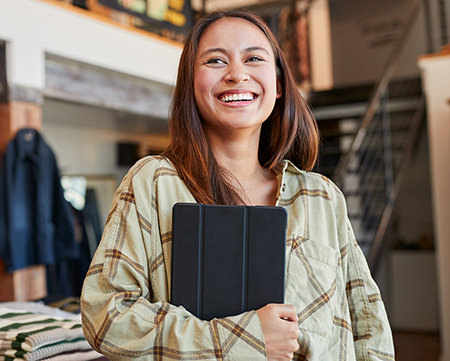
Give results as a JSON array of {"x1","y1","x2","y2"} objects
[{"x1": 194, "y1": 17, "x2": 281, "y2": 138}]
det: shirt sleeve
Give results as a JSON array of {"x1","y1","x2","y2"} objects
[
  {"x1": 344, "y1": 220, "x2": 395, "y2": 361},
  {"x1": 80, "y1": 170, "x2": 267, "y2": 361}
]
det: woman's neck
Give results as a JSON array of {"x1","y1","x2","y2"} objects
[
  {"x1": 207, "y1": 131, "x2": 278, "y2": 206},
  {"x1": 208, "y1": 129, "x2": 261, "y2": 178}
]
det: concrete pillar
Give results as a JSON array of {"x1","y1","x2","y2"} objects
[{"x1": 418, "y1": 45, "x2": 450, "y2": 361}]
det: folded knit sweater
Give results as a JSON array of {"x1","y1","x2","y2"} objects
[{"x1": 0, "y1": 307, "x2": 92, "y2": 361}]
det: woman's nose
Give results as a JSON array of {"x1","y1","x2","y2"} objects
[{"x1": 224, "y1": 62, "x2": 249, "y2": 83}]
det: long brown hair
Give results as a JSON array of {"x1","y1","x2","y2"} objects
[{"x1": 163, "y1": 10, "x2": 319, "y2": 205}]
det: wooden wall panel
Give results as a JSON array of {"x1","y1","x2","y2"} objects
[
  {"x1": 0, "y1": 104, "x2": 10, "y2": 154},
  {"x1": 9, "y1": 101, "x2": 42, "y2": 134},
  {"x1": 0, "y1": 262, "x2": 46, "y2": 302},
  {"x1": 0, "y1": 42, "x2": 7, "y2": 103}
]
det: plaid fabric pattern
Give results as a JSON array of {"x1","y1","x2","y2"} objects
[
  {"x1": 0, "y1": 307, "x2": 93, "y2": 361},
  {"x1": 81, "y1": 156, "x2": 395, "y2": 360}
]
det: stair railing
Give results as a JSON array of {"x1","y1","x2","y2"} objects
[
  {"x1": 332, "y1": 0, "x2": 423, "y2": 184},
  {"x1": 331, "y1": 0, "x2": 426, "y2": 271},
  {"x1": 367, "y1": 97, "x2": 425, "y2": 269}
]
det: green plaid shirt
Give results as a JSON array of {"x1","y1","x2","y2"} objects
[{"x1": 81, "y1": 156, "x2": 394, "y2": 360}]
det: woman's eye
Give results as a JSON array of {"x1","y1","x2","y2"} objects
[
  {"x1": 247, "y1": 56, "x2": 264, "y2": 63},
  {"x1": 205, "y1": 58, "x2": 226, "y2": 65}
]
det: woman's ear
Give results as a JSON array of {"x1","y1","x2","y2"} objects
[{"x1": 276, "y1": 78, "x2": 282, "y2": 99}]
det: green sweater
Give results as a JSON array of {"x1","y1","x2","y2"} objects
[{"x1": 81, "y1": 156, "x2": 395, "y2": 361}]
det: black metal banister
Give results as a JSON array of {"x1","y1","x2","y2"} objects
[
  {"x1": 367, "y1": 97, "x2": 425, "y2": 270},
  {"x1": 332, "y1": 0, "x2": 423, "y2": 186}
]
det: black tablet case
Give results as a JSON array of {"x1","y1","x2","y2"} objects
[{"x1": 171, "y1": 203, "x2": 287, "y2": 320}]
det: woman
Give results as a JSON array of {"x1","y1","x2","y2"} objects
[{"x1": 81, "y1": 10, "x2": 395, "y2": 361}]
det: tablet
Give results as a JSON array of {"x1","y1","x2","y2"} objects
[{"x1": 171, "y1": 202, "x2": 287, "y2": 320}]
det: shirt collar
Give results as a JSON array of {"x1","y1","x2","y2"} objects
[
  {"x1": 273, "y1": 159, "x2": 303, "y2": 176},
  {"x1": 15, "y1": 128, "x2": 41, "y2": 160}
]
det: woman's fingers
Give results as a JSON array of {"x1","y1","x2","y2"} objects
[
  {"x1": 256, "y1": 303, "x2": 300, "y2": 361},
  {"x1": 273, "y1": 303, "x2": 299, "y2": 322}
]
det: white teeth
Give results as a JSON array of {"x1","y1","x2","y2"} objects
[{"x1": 220, "y1": 93, "x2": 255, "y2": 102}]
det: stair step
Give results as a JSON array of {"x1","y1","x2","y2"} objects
[
  {"x1": 312, "y1": 97, "x2": 421, "y2": 122},
  {"x1": 309, "y1": 77, "x2": 422, "y2": 108}
]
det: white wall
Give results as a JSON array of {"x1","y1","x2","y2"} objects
[
  {"x1": 394, "y1": 130, "x2": 434, "y2": 244},
  {"x1": 0, "y1": 0, "x2": 182, "y2": 90},
  {"x1": 42, "y1": 121, "x2": 167, "y2": 177},
  {"x1": 389, "y1": 251, "x2": 439, "y2": 331},
  {"x1": 328, "y1": 0, "x2": 429, "y2": 87},
  {"x1": 41, "y1": 99, "x2": 169, "y2": 178}
]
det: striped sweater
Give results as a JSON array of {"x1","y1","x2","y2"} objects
[{"x1": 0, "y1": 307, "x2": 94, "y2": 361}]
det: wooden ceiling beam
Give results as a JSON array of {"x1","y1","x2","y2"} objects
[{"x1": 44, "y1": 54, "x2": 173, "y2": 121}]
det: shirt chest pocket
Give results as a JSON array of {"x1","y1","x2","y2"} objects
[{"x1": 284, "y1": 237, "x2": 340, "y2": 339}]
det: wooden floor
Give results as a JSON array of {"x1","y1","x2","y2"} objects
[{"x1": 394, "y1": 331, "x2": 440, "y2": 361}]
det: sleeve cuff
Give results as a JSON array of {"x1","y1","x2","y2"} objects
[{"x1": 216, "y1": 311, "x2": 267, "y2": 361}]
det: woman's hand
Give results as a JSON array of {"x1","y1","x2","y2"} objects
[{"x1": 256, "y1": 303, "x2": 299, "y2": 361}]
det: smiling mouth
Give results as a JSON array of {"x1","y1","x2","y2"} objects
[{"x1": 218, "y1": 92, "x2": 257, "y2": 103}]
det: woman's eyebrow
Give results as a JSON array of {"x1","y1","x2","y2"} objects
[
  {"x1": 199, "y1": 46, "x2": 271, "y2": 58},
  {"x1": 199, "y1": 48, "x2": 227, "y2": 58},
  {"x1": 244, "y1": 46, "x2": 270, "y2": 55}
]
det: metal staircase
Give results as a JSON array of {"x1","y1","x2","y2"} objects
[{"x1": 312, "y1": 0, "x2": 427, "y2": 271}]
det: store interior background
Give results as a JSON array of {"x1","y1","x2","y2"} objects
[{"x1": 1, "y1": 0, "x2": 449, "y2": 360}]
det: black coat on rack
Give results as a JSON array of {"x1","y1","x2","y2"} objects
[{"x1": 0, "y1": 128, "x2": 77, "y2": 279}]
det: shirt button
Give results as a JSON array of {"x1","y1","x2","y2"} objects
[{"x1": 281, "y1": 183, "x2": 286, "y2": 192}]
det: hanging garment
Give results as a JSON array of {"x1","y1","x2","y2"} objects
[{"x1": 0, "y1": 128, "x2": 77, "y2": 273}]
